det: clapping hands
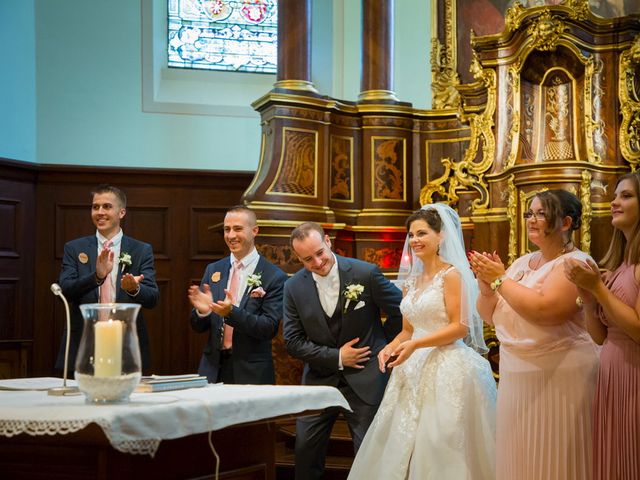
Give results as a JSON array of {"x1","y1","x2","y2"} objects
[
  {"x1": 188, "y1": 284, "x2": 214, "y2": 315},
  {"x1": 121, "y1": 273, "x2": 143, "y2": 294},
  {"x1": 96, "y1": 247, "x2": 114, "y2": 281},
  {"x1": 187, "y1": 284, "x2": 238, "y2": 317},
  {"x1": 564, "y1": 257, "x2": 601, "y2": 292},
  {"x1": 469, "y1": 251, "x2": 506, "y2": 292},
  {"x1": 564, "y1": 257, "x2": 602, "y2": 310}
]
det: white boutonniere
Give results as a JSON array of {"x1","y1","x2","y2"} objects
[
  {"x1": 247, "y1": 272, "x2": 262, "y2": 290},
  {"x1": 343, "y1": 283, "x2": 364, "y2": 312},
  {"x1": 119, "y1": 252, "x2": 132, "y2": 271}
]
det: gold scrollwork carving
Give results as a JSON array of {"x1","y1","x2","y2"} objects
[
  {"x1": 527, "y1": 11, "x2": 567, "y2": 52},
  {"x1": 619, "y1": 34, "x2": 640, "y2": 170},
  {"x1": 431, "y1": 0, "x2": 460, "y2": 110},
  {"x1": 507, "y1": 175, "x2": 518, "y2": 265},
  {"x1": 452, "y1": 52, "x2": 496, "y2": 209},
  {"x1": 564, "y1": 0, "x2": 590, "y2": 21},
  {"x1": 502, "y1": 38, "x2": 597, "y2": 168},
  {"x1": 580, "y1": 170, "x2": 592, "y2": 254},
  {"x1": 431, "y1": 38, "x2": 461, "y2": 110},
  {"x1": 419, "y1": 157, "x2": 454, "y2": 205},
  {"x1": 587, "y1": 57, "x2": 607, "y2": 164},
  {"x1": 504, "y1": 1, "x2": 526, "y2": 33},
  {"x1": 505, "y1": 65, "x2": 522, "y2": 170}
]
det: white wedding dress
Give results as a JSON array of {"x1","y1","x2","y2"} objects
[{"x1": 347, "y1": 267, "x2": 497, "y2": 480}]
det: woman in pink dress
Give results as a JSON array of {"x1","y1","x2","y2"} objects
[
  {"x1": 565, "y1": 171, "x2": 640, "y2": 480},
  {"x1": 470, "y1": 189, "x2": 599, "y2": 480}
]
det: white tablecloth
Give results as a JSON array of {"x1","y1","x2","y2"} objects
[{"x1": 0, "y1": 382, "x2": 350, "y2": 456}]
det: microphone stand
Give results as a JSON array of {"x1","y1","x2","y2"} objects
[{"x1": 48, "y1": 283, "x2": 80, "y2": 396}]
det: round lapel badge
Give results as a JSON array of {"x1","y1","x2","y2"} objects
[{"x1": 78, "y1": 252, "x2": 89, "y2": 264}]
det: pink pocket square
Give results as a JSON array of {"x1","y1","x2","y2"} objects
[{"x1": 250, "y1": 287, "x2": 266, "y2": 298}]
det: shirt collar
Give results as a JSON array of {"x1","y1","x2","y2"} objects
[
  {"x1": 96, "y1": 229, "x2": 123, "y2": 247},
  {"x1": 231, "y1": 247, "x2": 259, "y2": 268},
  {"x1": 312, "y1": 254, "x2": 339, "y2": 287}
]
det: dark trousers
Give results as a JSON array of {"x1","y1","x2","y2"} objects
[
  {"x1": 294, "y1": 379, "x2": 378, "y2": 480},
  {"x1": 218, "y1": 349, "x2": 234, "y2": 384},
  {"x1": 197, "y1": 350, "x2": 234, "y2": 384}
]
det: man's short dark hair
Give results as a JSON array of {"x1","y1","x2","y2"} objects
[
  {"x1": 226, "y1": 205, "x2": 257, "y2": 226},
  {"x1": 290, "y1": 222, "x2": 325, "y2": 249},
  {"x1": 91, "y1": 184, "x2": 127, "y2": 209}
]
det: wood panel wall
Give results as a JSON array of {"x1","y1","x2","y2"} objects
[{"x1": 0, "y1": 158, "x2": 252, "y2": 378}]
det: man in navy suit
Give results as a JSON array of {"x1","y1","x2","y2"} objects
[
  {"x1": 283, "y1": 222, "x2": 403, "y2": 480},
  {"x1": 56, "y1": 184, "x2": 159, "y2": 373},
  {"x1": 188, "y1": 206, "x2": 287, "y2": 384}
]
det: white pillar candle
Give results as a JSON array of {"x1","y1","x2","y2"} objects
[{"x1": 94, "y1": 319, "x2": 123, "y2": 377}]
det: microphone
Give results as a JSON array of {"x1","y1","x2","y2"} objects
[{"x1": 48, "y1": 283, "x2": 80, "y2": 396}]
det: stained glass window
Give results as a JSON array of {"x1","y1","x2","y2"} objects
[{"x1": 168, "y1": 0, "x2": 278, "y2": 74}]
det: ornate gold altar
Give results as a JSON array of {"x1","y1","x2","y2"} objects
[{"x1": 243, "y1": 0, "x2": 640, "y2": 382}]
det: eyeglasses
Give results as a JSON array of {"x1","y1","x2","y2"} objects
[{"x1": 523, "y1": 210, "x2": 547, "y2": 221}]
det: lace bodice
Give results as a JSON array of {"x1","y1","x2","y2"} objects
[{"x1": 400, "y1": 267, "x2": 454, "y2": 338}]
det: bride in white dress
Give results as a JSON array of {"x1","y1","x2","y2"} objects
[{"x1": 347, "y1": 204, "x2": 497, "y2": 480}]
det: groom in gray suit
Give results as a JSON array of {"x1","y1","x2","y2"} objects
[{"x1": 283, "y1": 222, "x2": 402, "y2": 480}]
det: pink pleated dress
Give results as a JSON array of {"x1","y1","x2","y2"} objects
[
  {"x1": 492, "y1": 250, "x2": 599, "y2": 480},
  {"x1": 593, "y1": 263, "x2": 640, "y2": 480}
]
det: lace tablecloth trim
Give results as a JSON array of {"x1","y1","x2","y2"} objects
[
  {"x1": 0, "y1": 419, "x2": 161, "y2": 457},
  {"x1": 0, "y1": 419, "x2": 91, "y2": 437}
]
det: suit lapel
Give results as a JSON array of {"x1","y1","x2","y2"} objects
[
  {"x1": 239, "y1": 256, "x2": 263, "y2": 309},
  {"x1": 115, "y1": 236, "x2": 129, "y2": 302},
  {"x1": 337, "y1": 256, "x2": 354, "y2": 318},
  {"x1": 301, "y1": 269, "x2": 335, "y2": 341},
  {"x1": 215, "y1": 259, "x2": 232, "y2": 303},
  {"x1": 87, "y1": 236, "x2": 100, "y2": 302}
]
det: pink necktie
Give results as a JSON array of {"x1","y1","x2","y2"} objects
[
  {"x1": 222, "y1": 260, "x2": 243, "y2": 349},
  {"x1": 99, "y1": 241, "x2": 113, "y2": 304}
]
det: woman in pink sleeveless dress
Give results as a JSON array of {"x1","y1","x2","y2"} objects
[
  {"x1": 470, "y1": 189, "x2": 599, "y2": 480},
  {"x1": 565, "y1": 172, "x2": 640, "y2": 480}
]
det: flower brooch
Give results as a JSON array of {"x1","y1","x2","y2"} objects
[{"x1": 343, "y1": 283, "x2": 365, "y2": 312}]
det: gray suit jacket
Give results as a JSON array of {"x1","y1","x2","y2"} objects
[{"x1": 283, "y1": 255, "x2": 402, "y2": 405}]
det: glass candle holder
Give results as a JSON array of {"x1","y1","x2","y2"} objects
[{"x1": 75, "y1": 303, "x2": 142, "y2": 404}]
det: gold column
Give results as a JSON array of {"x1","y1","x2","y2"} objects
[
  {"x1": 274, "y1": 0, "x2": 317, "y2": 92},
  {"x1": 359, "y1": 0, "x2": 398, "y2": 102}
]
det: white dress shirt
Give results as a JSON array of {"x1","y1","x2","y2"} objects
[
  {"x1": 312, "y1": 254, "x2": 340, "y2": 317},
  {"x1": 229, "y1": 248, "x2": 260, "y2": 306},
  {"x1": 312, "y1": 255, "x2": 344, "y2": 369},
  {"x1": 96, "y1": 229, "x2": 123, "y2": 303}
]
